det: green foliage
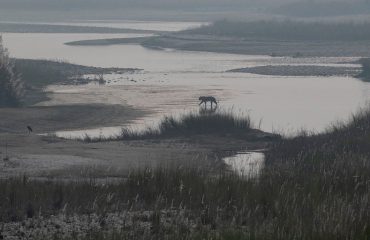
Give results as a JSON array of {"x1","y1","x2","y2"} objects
[{"x1": 0, "y1": 35, "x2": 23, "y2": 107}]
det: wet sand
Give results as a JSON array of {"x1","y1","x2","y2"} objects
[
  {"x1": 0, "y1": 88, "x2": 275, "y2": 178},
  {"x1": 0, "y1": 104, "x2": 146, "y2": 134},
  {"x1": 0, "y1": 130, "x2": 275, "y2": 178}
]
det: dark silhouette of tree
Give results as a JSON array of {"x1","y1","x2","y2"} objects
[
  {"x1": 0, "y1": 35, "x2": 24, "y2": 107},
  {"x1": 359, "y1": 58, "x2": 370, "y2": 80}
]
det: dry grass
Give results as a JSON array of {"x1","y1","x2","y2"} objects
[
  {"x1": 1, "y1": 110, "x2": 370, "y2": 239},
  {"x1": 83, "y1": 110, "x2": 253, "y2": 142}
]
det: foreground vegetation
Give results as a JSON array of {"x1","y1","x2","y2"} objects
[{"x1": 1, "y1": 109, "x2": 370, "y2": 239}]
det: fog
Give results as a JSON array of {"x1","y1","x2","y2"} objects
[{"x1": 0, "y1": 0, "x2": 369, "y2": 21}]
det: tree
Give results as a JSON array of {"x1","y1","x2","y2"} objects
[
  {"x1": 359, "y1": 58, "x2": 370, "y2": 80},
  {"x1": 0, "y1": 35, "x2": 24, "y2": 107}
]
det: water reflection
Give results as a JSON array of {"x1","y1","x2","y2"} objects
[
  {"x1": 223, "y1": 151, "x2": 265, "y2": 178},
  {"x1": 2, "y1": 28, "x2": 370, "y2": 137}
]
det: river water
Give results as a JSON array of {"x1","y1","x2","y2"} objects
[{"x1": 2, "y1": 20, "x2": 370, "y2": 138}]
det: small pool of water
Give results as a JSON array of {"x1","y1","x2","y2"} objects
[{"x1": 223, "y1": 151, "x2": 265, "y2": 178}]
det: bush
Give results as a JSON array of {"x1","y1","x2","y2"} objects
[
  {"x1": 118, "y1": 110, "x2": 252, "y2": 140},
  {"x1": 0, "y1": 35, "x2": 23, "y2": 107},
  {"x1": 358, "y1": 58, "x2": 370, "y2": 80}
]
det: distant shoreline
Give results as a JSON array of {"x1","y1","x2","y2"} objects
[
  {"x1": 64, "y1": 33, "x2": 370, "y2": 58},
  {"x1": 14, "y1": 59, "x2": 142, "y2": 105},
  {"x1": 65, "y1": 36, "x2": 152, "y2": 46},
  {"x1": 228, "y1": 65, "x2": 361, "y2": 77},
  {"x1": 0, "y1": 22, "x2": 161, "y2": 34}
]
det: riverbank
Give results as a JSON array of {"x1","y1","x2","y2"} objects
[
  {"x1": 0, "y1": 104, "x2": 145, "y2": 134},
  {"x1": 228, "y1": 65, "x2": 361, "y2": 77},
  {"x1": 142, "y1": 34, "x2": 370, "y2": 57},
  {"x1": 0, "y1": 108, "x2": 277, "y2": 178},
  {"x1": 14, "y1": 59, "x2": 141, "y2": 105},
  {"x1": 65, "y1": 33, "x2": 370, "y2": 58},
  {"x1": 1, "y1": 107, "x2": 369, "y2": 239}
]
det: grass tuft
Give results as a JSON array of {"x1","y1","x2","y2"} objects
[{"x1": 119, "y1": 110, "x2": 252, "y2": 140}]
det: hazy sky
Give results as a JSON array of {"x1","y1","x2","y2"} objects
[
  {"x1": 0, "y1": 0, "x2": 369, "y2": 21},
  {"x1": 0, "y1": 0, "x2": 351, "y2": 10}
]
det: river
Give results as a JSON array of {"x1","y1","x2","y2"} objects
[{"x1": 2, "y1": 20, "x2": 370, "y2": 137}]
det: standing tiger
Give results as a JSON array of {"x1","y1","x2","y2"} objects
[{"x1": 199, "y1": 96, "x2": 218, "y2": 109}]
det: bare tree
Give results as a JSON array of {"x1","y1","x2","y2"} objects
[{"x1": 0, "y1": 35, "x2": 24, "y2": 107}]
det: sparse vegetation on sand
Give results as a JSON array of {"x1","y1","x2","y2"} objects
[
  {"x1": 84, "y1": 110, "x2": 263, "y2": 142},
  {"x1": 12, "y1": 59, "x2": 140, "y2": 105},
  {"x1": 1, "y1": 109, "x2": 369, "y2": 239},
  {"x1": 14, "y1": 59, "x2": 139, "y2": 88},
  {"x1": 125, "y1": 110, "x2": 251, "y2": 137}
]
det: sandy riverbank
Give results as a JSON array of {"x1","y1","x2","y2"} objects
[
  {"x1": 0, "y1": 104, "x2": 146, "y2": 134},
  {"x1": 0, "y1": 84, "x2": 275, "y2": 179},
  {"x1": 0, "y1": 129, "x2": 274, "y2": 179}
]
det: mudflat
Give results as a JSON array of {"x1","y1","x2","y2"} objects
[
  {"x1": 0, "y1": 104, "x2": 145, "y2": 134},
  {"x1": 0, "y1": 130, "x2": 275, "y2": 179}
]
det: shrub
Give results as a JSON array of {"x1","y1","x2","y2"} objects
[
  {"x1": 358, "y1": 58, "x2": 370, "y2": 80},
  {"x1": 0, "y1": 35, "x2": 23, "y2": 107},
  {"x1": 119, "y1": 110, "x2": 252, "y2": 140}
]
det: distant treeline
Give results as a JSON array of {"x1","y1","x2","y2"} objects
[
  {"x1": 0, "y1": 23, "x2": 153, "y2": 34},
  {"x1": 273, "y1": 1, "x2": 370, "y2": 17},
  {"x1": 185, "y1": 20, "x2": 370, "y2": 41}
]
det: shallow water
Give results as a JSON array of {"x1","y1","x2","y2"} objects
[
  {"x1": 52, "y1": 73, "x2": 370, "y2": 138},
  {"x1": 223, "y1": 151, "x2": 265, "y2": 178},
  {"x1": 2, "y1": 21, "x2": 370, "y2": 137}
]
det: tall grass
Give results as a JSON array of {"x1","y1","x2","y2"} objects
[
  {"x1": 1, "y1": 156, "x2": 368, "y2": 239},
  {"x1": 119, "y1": 110, "x2": 252, "y2": 140},
  {"x1": 2, "y1": 111, "x2": 370, "y2": 239}
]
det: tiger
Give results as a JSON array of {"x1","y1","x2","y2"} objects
[{"x1": 199, "y1": 96, "x2": 218, "y2": 108}]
